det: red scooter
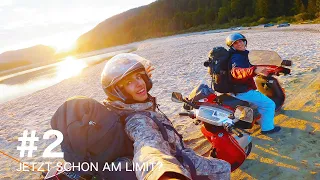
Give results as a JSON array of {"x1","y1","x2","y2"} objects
[{"x1": 171, "y1": 50, "x2": 291, "y2": 171}]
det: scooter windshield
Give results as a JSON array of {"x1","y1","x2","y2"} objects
[
  {"x1": 248, "y1": 50, "x2": 282, "y2": 66},
  {"x1": 187, "y1": 74, "x2": 214, "y2": 102}
]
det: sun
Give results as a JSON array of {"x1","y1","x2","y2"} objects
[
  {"x1": 54, "y1": 40, "x2": 77, "y2": 53},
  {"x1": 42, "y1": 32, "x2": 80, "y2": 53},
  {"x1": 57, "y1": 56, "x2": 87, "y2": 80}
]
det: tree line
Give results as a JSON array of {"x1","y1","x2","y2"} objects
[{"x1": 75, "y1": 0, "x2": 320, "y2": 53}]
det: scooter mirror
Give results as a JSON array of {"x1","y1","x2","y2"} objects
[
  {"x1": 281, "y1": 60, "x2": 292, "y2": 66},
  {"x1": 171, "y1": 92, "x2": 184, "y2": 103}
]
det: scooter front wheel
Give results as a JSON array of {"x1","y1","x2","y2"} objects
[
  {"x1": 209, "y1": 143, "x2": 252, "y2": 171},
  {"x1": 209, "y1": 142, "x2": 252, "y2": 158}
]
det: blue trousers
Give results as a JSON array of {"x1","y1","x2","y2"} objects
[{"x1": 235, "y1": 90, "x2": 276, "y2": 131}]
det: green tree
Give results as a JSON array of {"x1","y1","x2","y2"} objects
[
  {"x1": 217, "y1": 6, "x2": 231, "y2": 23},
  {"x1": 283, "y1": 0, "x2": 296, "y2": 15},
  {"x1": 294, "y1": 0, "x2": 306, "y2": 13},
  {"x1": 256, "y1": 0, "x2": 270, "y2": 18},
  {"x1": 307, "y1": 0, "x2": 317, "y2": 14},
  {"x1": 204, "y1": 7, "x2": 215, "y2": 24},
  {"x1": 272, "y1": 0, "x2": 285, "y2": 17},
  {"x1": 242, "y1": 0, "x2": 255, "y2": 17},
  {"x1": 317, "y1": 0, "x2": 320, "y2": 12},
  {"x1": 231, "y1": 0, "x2": 244, "y2": 18}
]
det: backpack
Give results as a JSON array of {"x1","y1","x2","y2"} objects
[
  {"x1": 48, "y1": 96, "x2": 208, "y2": 180},
  {"x1": 49, "y1": 96, "x2": 136, "y2": 180},
  {"x1": 205, "y1": 46, "x2": 234, "y2": 93}
]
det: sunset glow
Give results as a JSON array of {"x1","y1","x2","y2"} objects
[
  {"x1": 57, "y1": 57, "x2": 87, "y2": 79},
  {"x1": 0, "y1": 0, "x2": 155, "y2": 53}
]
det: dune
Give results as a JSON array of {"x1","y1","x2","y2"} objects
[{"x1": 0, "y1": 24, "x2": 319, "y2": 179}]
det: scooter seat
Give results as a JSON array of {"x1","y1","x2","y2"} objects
[
  {"x1": 216, "y1": 94, "x2": 249, "y2": 108},
  {"x1": 217, "y1": 94, "x2": 261, "y2": 120}
]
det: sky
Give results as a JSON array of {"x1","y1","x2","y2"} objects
[{"x1": 0, "y1": 0, "x2": 155, "y2": 53}]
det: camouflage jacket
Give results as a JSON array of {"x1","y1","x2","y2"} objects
[{"x1": 106, "y1": 99, "x2": 231, "y2": 180}]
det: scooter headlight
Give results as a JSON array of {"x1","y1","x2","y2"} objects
[{"x1": 234, "y1": 106, "x2": 254, "y2": 123}]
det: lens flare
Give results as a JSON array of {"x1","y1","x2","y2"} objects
[{"x1": 57, "y1": 56, "x2": 87, "y2": 80}]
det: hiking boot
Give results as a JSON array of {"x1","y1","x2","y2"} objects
[{"x1": 261, "y1": 126, "x2": 281, "y2": 135}]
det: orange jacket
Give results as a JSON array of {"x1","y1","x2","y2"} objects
[{"x1": 229, "y1": 49, "x2": 257, "y2": 92}]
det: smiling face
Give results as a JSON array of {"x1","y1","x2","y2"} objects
[
  {"x1": 116, "y1": 71, "x2": 148, "y2": 102},
  {"x1": 232, "y1": 39, "x2": 246, "y2": 51}
]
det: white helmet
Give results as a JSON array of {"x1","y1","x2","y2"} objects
[{"x1": 101, "y1": 53, "x2": 152, "y2": 102}]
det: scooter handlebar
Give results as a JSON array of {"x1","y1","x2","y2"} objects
[
  {"x1": 224, "y1": 123, "x2": 243, "y2": 137},
  {"x1": 179, "y1": 112, "x2": 190, "y2": 116},
  {"x1": 179, "y1": 111, "x2": 196, "y2": 119},
  {"x1": 255, "y1": 65, "x2": 291, "y2": 76}
]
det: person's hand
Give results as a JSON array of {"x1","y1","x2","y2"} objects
[{"x1": 146, "y1": 65, "x2": 155, "y2": 78}]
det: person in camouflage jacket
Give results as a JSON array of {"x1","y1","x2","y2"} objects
[{"x1": 101, "y1": 53, "x2": 231, "y2": 180}]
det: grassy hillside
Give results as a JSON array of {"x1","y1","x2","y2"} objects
[{"x1": 75, "y1": 0, "x2": 320, "y2": 53}]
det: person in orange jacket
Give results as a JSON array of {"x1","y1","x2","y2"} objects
[{"x1": 226, "y1": 33, "x2": 281, "y2": 135}]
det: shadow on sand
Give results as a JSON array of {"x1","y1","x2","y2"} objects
[{"x1": 234, "y1": 122, "x2": 320, "y2": 180}]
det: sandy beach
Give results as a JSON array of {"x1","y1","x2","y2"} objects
[{"x1": 0, "y1": 24, "x2": 320, "y2": 179}]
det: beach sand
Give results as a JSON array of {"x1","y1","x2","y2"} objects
[{"x1": 0, "y1": 24, "x2": 320, "y2": 179}]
